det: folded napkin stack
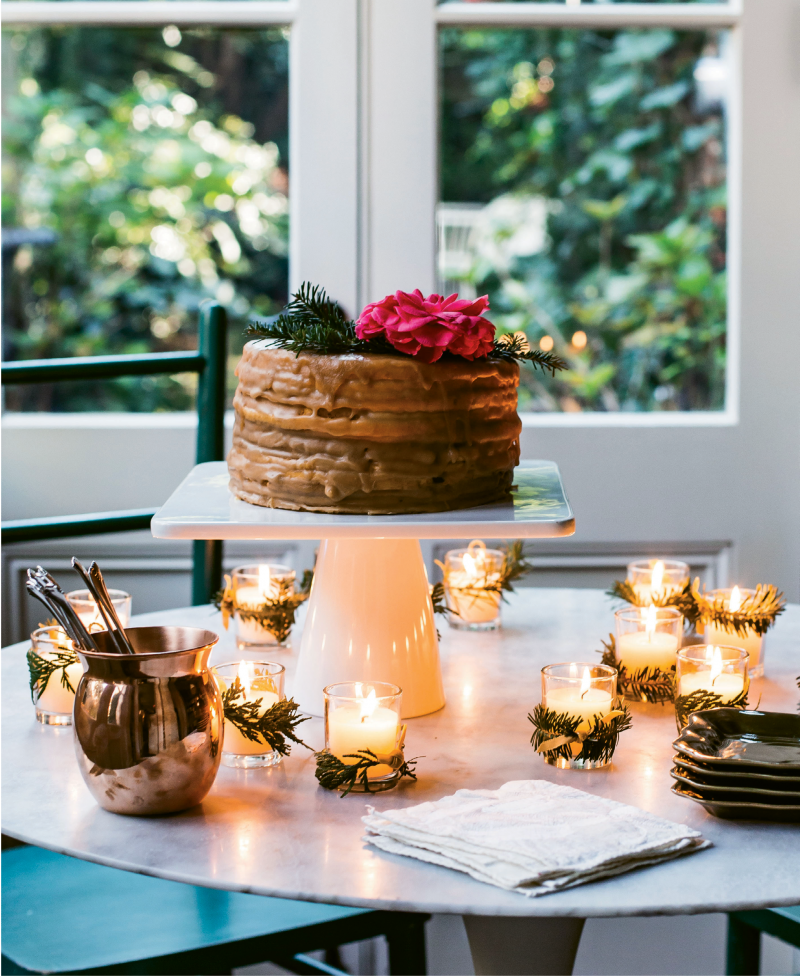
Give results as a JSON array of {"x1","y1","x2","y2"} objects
[{"x1": 363, "y1": 780, "x2": 709, "y2": 897}]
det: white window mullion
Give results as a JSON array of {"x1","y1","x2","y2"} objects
[
  {"x1": 364, "y1": 0, "x2": 437, "y2": 303},
  {"x1": 436, "y1": 2, "x2": 741, "y2": 30},
  {"x1": 1, "y1": 1, "x2": 297, "y2": 26},
  {"x1": 290, "y1": 0, "x2": 359, "y2": 314}
]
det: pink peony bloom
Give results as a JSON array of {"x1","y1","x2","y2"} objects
[{"x1": 355, "y1": 289, "x2": 495, "y2": 363}]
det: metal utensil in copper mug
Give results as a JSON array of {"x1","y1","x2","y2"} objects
[{"x1": 73, "y1": 626, "x2": 222, "y2": 816}]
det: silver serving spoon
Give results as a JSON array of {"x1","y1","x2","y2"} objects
[
  {"x1": 71, "y1": 558, "x2": 133, "y2": 655},
  {"x1": 26, "y1": 568, "x2": 98, "y2": 652},
  {"x1": 83, "y1": 559, "x2": 136, "y2": 655}
]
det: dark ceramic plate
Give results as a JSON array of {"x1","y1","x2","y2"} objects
[
  {"x1": 673, "y1": 710, "x2": 800, "y2": 771},
  {"x1": 673, "y1": 754, "x2": 800, "y2": 785},
  {"x1": 670, "y1": 766, "x2": 800, "y2": 801},
  {"x1": 671, "y1": 781, "x2": 800, "y2": 823}
]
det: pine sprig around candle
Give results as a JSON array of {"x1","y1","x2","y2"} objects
[
  {"x1": 692, "y1": 583, "x2": 786, "y2": 637},
  {"x1": 674, "y1": 687, "x2": 749, "y2": 732},
  {"x1": 436, "y1": 540, "x2": 531, "y2": 618},
  {"x1": 528, "y1": 701, "x2": 632, "y2": 765},
  {"x1": 221, "y1": 677, "x2": 311, "y2": 757},
  {"x1": 26, "y1": 647, "x2": 79, "y2": 703},
  {"x1": 608, "y1": 579, "x2": 701, "y2": 628},
  {"x1": 246, "y1": 282, "x2": 567, "y2": 372},
  {"x1": 598, "y1": 634, "x2": 676, "y2": 704},
  {"x1": 315, "y1": 748, "x2": 418, "y2": 797},
  {"x1": 214, "y1": 569, "x2": 313, "y2": 645}
]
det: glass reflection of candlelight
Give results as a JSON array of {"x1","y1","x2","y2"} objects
[{"x1": 729, "y1": 585, "x2": 742, "y2": 612}]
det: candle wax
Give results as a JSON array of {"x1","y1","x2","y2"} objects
[
  {"x1": 35, "y1": 654, "x2": 83, "y2": 716},
  {"x1": 445, "y1": 569, "x2": 501, "y2": 624},
  {"x1": 704, "y1": 622, "x2": 762, "y2": 671},
  {"x1": 220, "y1": 676, "x2": 280, "y2": 756},
  {"x1": 631, "y1": 583, "x2": 681, "y2": 605},
  {"x1": 616, "y1": 632, "x2": 679, "y2": 672},
  {"x1": 327, "y1": 704, "x2": 399, "y2": 779},
  {"x1": 545, "y1": 687, "x2": 613, "y2": 724},
  {"x1": 679, "y1": 670, "x2": 746, "y2": 702}
]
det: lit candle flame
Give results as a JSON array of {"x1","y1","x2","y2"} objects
[
  {"x1": 258, "y1": 564, "x2": 272, "y2": 601},
  {"x1": 238, "y1": 660, "x2": 251, "y2": 699},
  {"x1": 729, "y1": 585, "x2": 741, "y2": 612},
  {"x1": 645, "y1": 604, "x2": 657, "y2": 641},
  {"x1": 359, "y1": 687, "x2": 378, "y2": 722},
  {"x1": 580, "y1": 667, "x2": 591, "y2": 700},
  {"x1": 710, "y1": 646, "x2": 723, "y2": 685},
  {"x1": 651, "y1": 560, "x2": 665, "y2": 592}
]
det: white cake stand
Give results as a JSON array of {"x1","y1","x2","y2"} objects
[{"x1": 151, "y1": 460, "x2": 575, "y2": 718}]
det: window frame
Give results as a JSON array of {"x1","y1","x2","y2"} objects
[{"x1": 2, "y1": 0, "x2": 744, "y2": 426}]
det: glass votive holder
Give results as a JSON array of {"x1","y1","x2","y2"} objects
[
  {"x1": 614, "y1": 606, "x2": 683, "y2": 678},
  {"x1": 675, "y1": 644, "x2": 749, "y2": 730},
  {"x1": 443, "y1": 540, "x2": 504, "y2": 631},
  {"x1": 66, "y1": 589, "x2": 132, "y2": 633},
  {"x1": 702, "y1": 587, "x2": 764, "y2": 678},
  {"x1": 626, "y1": 559, "x2": 689, "y2": 605},
  {"x1": 231, "y1": 563, "x2": 296, "y2": 649},
  {"x1": 214, "y1": 661, "x2": 286, "y2": 768},
  {"x1": 27, "y1": 626, "x2": 83, "y2": 725},
  {"x1": 324, "y1": 681, "x2": 403, "y2": 792},
  {"x1": 538, "y1": 663, "x2": 619, "y2": 770}
]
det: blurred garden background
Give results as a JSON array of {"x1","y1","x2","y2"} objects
[{"x1": 2, "y1": 23, "x2": 727, "y2": 413}]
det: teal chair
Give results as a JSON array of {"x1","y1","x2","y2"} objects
[
  {"x1": 1, "y1": 299, "x2": 228, "y2": 604},
  {"x1": 727, "y1": 908, "x2": 800, "y2": 975},
  {"x1": 1, "y1": 846, "x2": 429, "y2": 975}
]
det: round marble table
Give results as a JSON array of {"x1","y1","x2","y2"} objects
[{"x1": 4, "y1": 590, "x2": 799, "y2": 973}]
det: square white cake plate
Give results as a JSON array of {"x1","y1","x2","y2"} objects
[{"x1": 151, "y1": 461, "x2": 575, "y2": 717}]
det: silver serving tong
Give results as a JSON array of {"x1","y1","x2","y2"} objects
[
  {"x1": 71, "y1": 558, "x2": 136, "y2": 655},
  {"x1": 26, "y1": 567, "x2": 99, "y2": 652}
]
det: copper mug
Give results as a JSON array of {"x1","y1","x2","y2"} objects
[{"x1": 73, "y1": 627, "x2": 222, "y2": 816}]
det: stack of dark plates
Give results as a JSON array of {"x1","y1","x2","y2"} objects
[{"x1": 672, "y1": 708, "x2": 800, "y2": 822}]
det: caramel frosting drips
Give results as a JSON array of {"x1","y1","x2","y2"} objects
[{"x1": 228, "y1": 342, "x2": 522, "y2": 515}]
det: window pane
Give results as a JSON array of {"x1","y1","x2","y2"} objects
[
  {"x1": 439, "y1": 27, "x2": 728, "y2": 412},
  {"x1": 2, "y1": 27, "x2": 289, "y2": 411}
]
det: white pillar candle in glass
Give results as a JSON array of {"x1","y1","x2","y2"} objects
[
  {"x1": 678, "y1": 645, "x2": 748, "y2": 701},
  {"x1": 542, "y1": 664, "x2": 615, "y2": 723},
  {"x1": 615, "y1": 605, "x2": 683, "y2": 673},
  {"x1": 703, "y1": 587, "x2": 764, "y2": 677},
  {"x1": 28, "y1": 627, "x2": 83, "y2": 725},
  {"x1": 66, "y1": 589, "x2": 132, "y2": 633},
  {"x1": 232, "y1": 563, "x2": 296, "y2": 648},
  {"x1": 214, "y1": 661, "x2": 285, "y2": 767},
  {"x1": 443, "y1": 541, "x2": 503, "y2": 631},
  {"x1": 324, "y1": 682, "x2": 402, "y2": 783},
  {"x1": 626, "y1": 559, "x2": 689, "y2": 605}
]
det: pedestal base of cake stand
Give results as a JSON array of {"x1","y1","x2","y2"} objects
[{"x1": 294, "y1": 537, "x2": 444, "y2": 719}]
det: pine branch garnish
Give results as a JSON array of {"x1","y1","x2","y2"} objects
[
  {"x1": 246, "y1": 282, "x2": 568, "y2": 369},
  {"x1": 214, "y1": 570, "x2": 313, "y2": 644},
  {"x1": 25, "y1": 620, "x2": 78, "y2": 704},
  {"x1": 597, "y1": 634, "x2": 676, "y2": 704},
  {"x1": 528, "y1": 701, "x2": 632, "y2": 765},
  {"x1": 692, "y1": 583, "x2": 786, "y2": 637},
  {"x1": 436, "y1": 540, "x2": 532, "y2": 618},
  {"x1": 221, "y1": 677, "x2": 311, "y2": 756},
  {"x1": 674, "y1": 687, "x2": 749, "y2": 732},
  {"x1": 315, "y1": 747, "x2": 418, "y2": 797},
  {"x1": 491, "y1": 331, "x2": 567, "y2": 374},
  {"x1": 608, "y1": 579, "x2": 701, "y2": 627}
]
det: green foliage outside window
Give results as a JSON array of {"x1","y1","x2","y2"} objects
[
  {"x1": 2, "y1": 28, "x2": 289, "y2": 411},
  {"x1": 440, "y1": 28, "x2": 727, "y2": 412}
]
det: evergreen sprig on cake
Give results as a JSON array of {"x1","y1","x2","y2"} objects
[{"x1": 248, "y1": 282, "x2": 567, "y2": 374}]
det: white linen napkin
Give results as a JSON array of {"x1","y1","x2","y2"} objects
[{"x1": 362, "y1": 780, "x2": 709, "y2": 897}]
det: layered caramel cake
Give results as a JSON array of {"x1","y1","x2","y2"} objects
[{"x1": 227, "y1": 341, "x2": 522, "y2": 515}]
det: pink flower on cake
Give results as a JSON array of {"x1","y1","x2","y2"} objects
[{"x1": 355, "y1": 289, "x2": 495, "y2": 364}]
